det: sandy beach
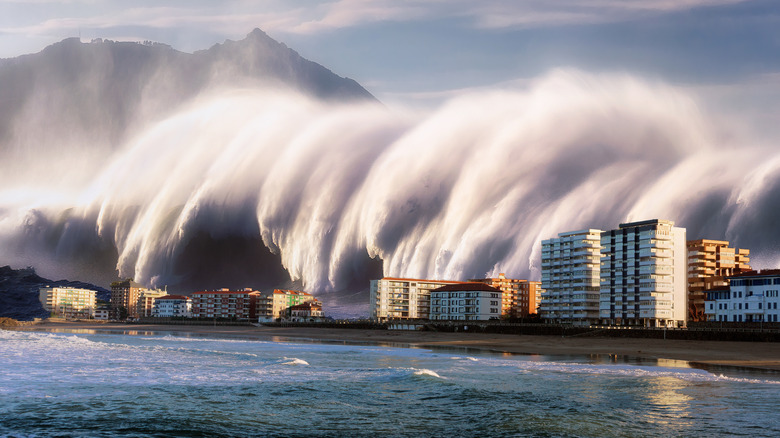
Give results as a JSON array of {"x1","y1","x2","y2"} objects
[{"x1": 9, "y1": 320, "x2": 780, "y2": 372}]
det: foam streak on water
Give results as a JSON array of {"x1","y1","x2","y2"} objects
[{"x1": 1, "y1": 330, "x2": 779, "y2": 437}]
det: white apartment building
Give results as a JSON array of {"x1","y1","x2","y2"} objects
[
  {"x1": 599, "y1": 219, "x2": 687, "y2": 328},
  {"x1": 152, "y1": 295, "x2": 192, "y2": 317},
  {"x1": 429, "y1": 283, "x2": 502, "y2": 321},
  {"x1": 370, "y1": 277, "x2": 465, "y2": 320},
  {"x1": 39, "y1": 286, "x2": 97, "y2": 319},
  {"x1": 705, "y1": 270, "x2": 780, "y2": 323},
  {"x1": 540, "y1": 229, "x2": 603, "y2": 325}
]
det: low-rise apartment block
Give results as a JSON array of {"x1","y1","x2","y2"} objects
[
  {"x1": 191, "y1": 289, "x2": 260, "y2": 320},
  {"x1": 152, "y1": 295, "x2": 192, "y2": 317},
  {"x1": 705, "y1": 270, "x2": 780, "y2": 323},
  {"x1": 430, "y1": 283, "x2": 502, "y2": 321},
  {"x1": 39, "y1": 286, "x2": 97, "y2": 319},
  {"x1": 370, "y1": 277, "x2": 466, "y2": 320},
  {"x1": 257, "y1": 289, "x2": 318, "y2": 321},
  {"x1": 470, "y1": 273, "x2": 542, "y2": 318}
]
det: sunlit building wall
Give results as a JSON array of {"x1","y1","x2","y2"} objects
[
  {"x1": 39, "y1": 286, "x2": 97, "y2": 319},
  {"x1": 370, "y1": 277, "x2": 465, "y2": 320},
  {"x1": 599, "y1": 219, "x2": 687, "y2": 328},
  {"x1": 705, "y1": 270, "x2": 780, "y2": 323},
  {"x1": 430, "y1": 283, "x2": 502, "y2": 321},
  {"x1": 687, "y1": 239, "x2": 750, "y2": 322},
  {"x1": 540, "y1": 229, "x2": 603, "y2": 325}
]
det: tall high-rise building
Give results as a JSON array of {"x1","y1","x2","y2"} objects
[
  {"x1": 687, "y1": 239, "x2": 750, "y2": 322},
  {"x1": 599, "y1": 219, "x2": 687, "y2": 328},
  {"x1": 539, "y1": 229, "x2": 603, "y2": 325},
  {"x1": 470, "y1": 274, "x2": 542, "y2": 318},
  {"x1": 370, "y1": 278, "x2": 465, "y2": 320}
]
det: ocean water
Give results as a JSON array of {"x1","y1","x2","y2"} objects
[{"x1": 1, "y1": 329, "x2": 779, "y2": 437}]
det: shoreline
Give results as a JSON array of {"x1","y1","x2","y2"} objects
[{"x1": 9, "y1": 320, "x2": 780, "y2": 372}]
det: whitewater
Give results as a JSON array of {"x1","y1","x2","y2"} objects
[
  {"x1": 2, "y1": 69, "x2": 780, "y2": 302},
  {"x1": 1, "y1": 329, "x2": 779, "y2": 437}
]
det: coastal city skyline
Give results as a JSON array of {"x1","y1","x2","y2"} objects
[
  {"x1": 1, "y1": 1, "x2": 780, "y2": 312},
  {"x1": 3, "y1": 3, "x2": 780, "y2": 437}
]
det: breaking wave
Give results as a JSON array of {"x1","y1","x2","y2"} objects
[{"x1": 2, "y1": 69, "x2": 780, "y2": 300}]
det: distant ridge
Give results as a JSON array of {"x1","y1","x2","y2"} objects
[
  {"x1": 0, "y1": 28, "x2": 376, "y2": 164},
  {"x1": 0, "y1": 266, "x2": 110, "y2": 321}
]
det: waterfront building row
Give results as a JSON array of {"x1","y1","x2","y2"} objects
[
  {"x1": 540, "y1": 219, "x2": 754, "y2": 327},
  {"x1": 370, "y1": 275, "x2": 539, "y2": 321},
  {"x1": 705, "y1": 270, "x2": 780, "y2": 323},
  {"x1": 541, "y1": 219, "x2": 688, "y2": 328}
]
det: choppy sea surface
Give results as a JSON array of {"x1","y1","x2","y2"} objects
[{"x1": 1, "y1": 329, "x2": 779, "y2": 437}]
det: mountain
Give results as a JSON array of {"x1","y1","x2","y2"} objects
[
  {"x1": 0, "y1": 265, "x2": 110, "y2": 321},
  {"x1": 0, "y1": 28, "x2": 376, "y2": 178}
]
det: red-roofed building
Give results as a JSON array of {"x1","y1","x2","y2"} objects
[
  {"x1": 370, "y1": 277, "x2": 467, "y2": 320},
  {"x1": 288, "y1": 300, "x2": 323, "y2": 321},
  {"x1": 191, "y1": 289, "x2": 260, "y2": 320},
  {"x1": 430, "y1": 283, "x2": 502, "y2": 321}
]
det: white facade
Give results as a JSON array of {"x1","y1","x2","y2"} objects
[
  {"x1": 39, "y1": 286, "x2": 97, "y2": 319},
  {"x1": 599, "y1": 219, "x2": 687, "y2": 328},
  {"x1": 705, "y1": 271, "x2": 780, "y2": 322},
  {"x1": 370, "y1": 278, "x2": 464, "y2": 320},
  {"x1": 540, "y1": 229, "x2": 603, "y2": 325},
  {"x1": 152, "y1": 295, "x2": 192, "y2": 317},
  {"x1": 429, "y1": 284, "x2": 502, "y2": 321}
]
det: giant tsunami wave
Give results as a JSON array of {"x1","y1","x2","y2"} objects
[{"x1": 1, "y1": 69, "x2": 779, "y2": 299}]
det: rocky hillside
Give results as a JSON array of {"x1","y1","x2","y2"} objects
[{"x1": 0, "y1": 266, "x2": 109, "y2": 321}]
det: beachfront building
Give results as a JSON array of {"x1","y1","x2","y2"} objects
[
  {"x1": 39, "y1": 286, "x2": 97, "y2": 319},
  {"x1": 93, "y1": 306, "x2": 110, "y2": 320},
  {"x1": 429, "y1": 283, "x2": 502, "y2": 321},
  {"x1": 136, "y1": 288, "x2": 168, "y2": 318},
  {"x1": 257, "y1": 289, "x2": 318, "y2": 322},
  {"x1": 469, "y1": 274, "x2": 542, "y2": 318},
  {"x1": 152, "y1": 295, "x2": 192, "y2": 317},
  {"x1": 539, "y1": 229, "x2": 603, "y2": 325},
  {"x1": 600, "y1": 219, "x2": 687, "y2": 328},
  {"x1": 705, "y1": 270, "x2": 780, "y2": 323},
  {"x1": 287, "y1": 301, "x2": 324, "y2": 321},
  {"x1": 110, "y1": 279, "x2": 166, "y2": 320},
  {"x1": 687, "y1": 239, "x2": 750, "y2": 322},
  {"x1": 370, "y1": 277, "x2": 466, "y2": 321},
  {"x1": 191, "y1": 289, "x2": 260, "y2": 320}
]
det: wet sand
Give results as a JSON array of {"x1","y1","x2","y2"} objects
[{"x1": 10, "y1": 320, "x2": 780, "y2": 371}]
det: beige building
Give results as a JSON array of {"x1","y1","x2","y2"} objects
[
  {"x1": 257, "y1": 289, "x2": 317, "y2": 322},
  {"x1": 191, "y1": 289, "x2": 260, "y2": 320},
  {"x1": 470, "y1": 274, "x2": 542, "y2": 317},
  {"x1": 39, "y1": 286, "x2": 97, "y2": 319},
  {"x1": 687, "y1": 239, "x2": 750, "y2": 322},
  {"x1": 110, "y1": 279, "x2": 166, "y2": 319},
  {"x1": 370, "y1": 277, "x2": 466, "y2": 320}
]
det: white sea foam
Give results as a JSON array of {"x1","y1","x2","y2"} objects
[
  {"x1": 412, "y1": 369, "x2": 445, "y2": 379},
  {"x1": 281, "y1": 358, "x2": 310, "y2": 366}
]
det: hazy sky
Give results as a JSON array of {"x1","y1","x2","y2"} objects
[{"x1": 1, "y1": 0, "x2": 779, "y2": 107}]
